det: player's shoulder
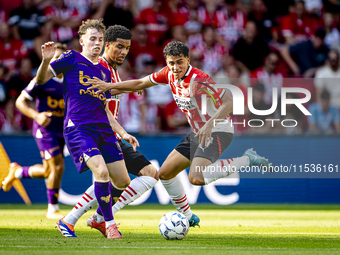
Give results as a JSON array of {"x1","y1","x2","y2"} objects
[
  {"x1": 55, "y1": 50, "x2": 77, "y2": 62},
  {"x1": 98, "y1": 57, "x2": 109, "y2": 68},
  {"x1": 190, "y1": 66, "x2": 212, "y2": 79}
]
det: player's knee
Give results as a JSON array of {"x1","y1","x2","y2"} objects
[
  {"x1": 95, "y1": 168, "x2": 110, "y2": 181},
  {"x1": 158, "y1": 168, "x2": 176, "y2": 180},
  {"x1": 139, "y1": 164, "x2": 159, "y2": 180},
  {"x1": 188, "y1": 176, "x2": 205, "y2": 186},
  {"x1": 116, "y1": 178, "x2": 130, "y2": 189}
]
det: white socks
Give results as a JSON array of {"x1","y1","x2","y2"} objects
[
  {"x1": 112, "y1": 176, "x2": 158, "y2": 215},
  {"x1": 161, "y1": 176, "x2": 192, "y2": 220},
  {"x1": 202, "y1": 156, "x2": 249, "y2": 185},
  {"x1": 64, "y1": 185, "x2": 97, "y2": 226}
]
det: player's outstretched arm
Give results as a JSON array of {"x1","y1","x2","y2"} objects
[
  {"x1": 36, "y1": 42, "x2": 56, "y2": 84},
  {"x1": 105, "y1": 104, "x2": 140, "y2": 151},
  {"x1": 195, "y1": 92, "x2": 233, "y2": 147},
  {"x1": 87, "y1": 76, "x2": 154, "y2": 93},
  {"x1": 16, "y1": 90, "x2": 52, "y2": 127}
]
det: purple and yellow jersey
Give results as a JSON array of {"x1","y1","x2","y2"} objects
[
  {"x1": 23, "y1": 77, "x2": 64, "y2": 133},
  {"x1": 49, "y1": 50, "x2": 111, "y2": 129}
]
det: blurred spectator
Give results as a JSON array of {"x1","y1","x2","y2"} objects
[
  {"x1": 92, "y1": 0, "x2": 135, "y2": 30},
  {"x1": 303, "y1": 0, "x2": 323, "y2": 15},
  {"x1": 314, "y1": 49, "x2": 340, "y2": 107},
  {"x1": 247, "y1": 83, "x2": 273, "y2": 134},
  {"x1": 129, "y1": 23, "x2": 164, "y2": 75},
  {"x1": 232, "y1": 21, "x2": 270, "y2": 73},
  {"x1": 8, "y1": 0, "x2": 46, "y2": 50},
  {"x1": 251, "y1": 52, "x2": 284, "y2": 104},
  {"x1": 213, "y1": 0, "x2": 247, "y2": 48},
  {"x1": 0, "y1": 65, "x2": 8, "y2": 105},
  {"x1": 280, "y1": 29, "x2": 329, "y2": 77},
  {"x1": 247, "y1": 0, "x2": 278, "y2": 42},
  {"x1": 308, "y1": 89, "x2": 340, "y2": 135},
  {"x1": 213, "y1": 54, "x2": 250, "y2": 87},
  {"x1": 33, "y1": 20, "x2": 53, "y2": 60},
  {"x1": 0, "y1": 22, "x2": 28, "y2": 75},
  {"x1": 280, "y1": 0, "x2": 320, "y2": 44},
  {"x1": 3, "y1": 58, "x2": 33, "y2": 133},
  {"x1": 177, "y1": 0, "x2": 214, "y2": 35},
  {"x1": 7, "y1": 58, "x2": 33, "y2": 99},
  {"x1": 262, "y1": 0, "x2": 294, "y2": 17},
  {"x1": 192, "y1": 26, "x2": 226, "y2": 76},
  {"x1": 323, "y1": 12, "x2": 340, "y2": 48},
  {"x1": 164, "y1": 100, "x2": 190, "y2": 133},
  {"x1": 323, "y1": 0, "x2": 340, "y2": 14},
  {"x1": 144, "y1": 60, "x2": 173, "y2": 131},
  {"x1": 189, "y1": 49, "x2": 203, "y2": 70},
  {"x1": 44, "y1": 0, "x2": 81, "y2": 44},
  {"x1": 226, "y1": 65, "x2": 249, "y2": 134},
  {"x1": 70, "y1": 36, "x2": 81, "y2": 52},
  {"x1": 280, "y1": 93, "x2": 304, "y2": 135},
  {"x1": 138, "y1": 0, "x2": 171, "y2": 45},
  {"x1": 64, "y1": 0, "x2": 93, "y2": 19}
]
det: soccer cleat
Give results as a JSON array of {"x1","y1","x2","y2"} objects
[
  {"x1": 87, "y1": 215, "x2": 107, "y2": 237},
  {"x1": 46, "y1": 210, "x2": 64, "y2": 220},
  {"x1": 2, "y1": 162, "x2": 21, "y2": 192},
  {"x1": 243, "y1": 148, "x2": 270, "y2": 170},
  {"x1": 188, "y1": 213, "x2": 200, "y2": 227},
  {"x1": 55, "y1": 217, "x2": 77, "y2": 237},
  {"x1": 106, "y1": 223, "x2": 122, "y2": 239}
]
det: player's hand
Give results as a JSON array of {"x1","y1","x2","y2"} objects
[
  {"x1": 87, "y1": 79, "x2": 110, "y2": 93},
  {"x1": 122, "y1": 133, "x2": 140, "y2": 152},
  {"x1": 195, "y1": 121, "x2": 214, "y2": 148},
  {"x1": 36, "y1": 112, "x2": 53, "y2": 127},
  {"x1": 137, "y1": 90, "x2": 143, "y2": 95},
  {"x1": 41, "y1": 42, "x2": 56, "y2": 61}
]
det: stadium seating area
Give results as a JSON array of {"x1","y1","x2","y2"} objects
[{"x1": 0, "y1": 0, "x2": 339, "y2": 135}]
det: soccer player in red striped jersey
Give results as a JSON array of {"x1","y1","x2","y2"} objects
[
  {"x1": 88, "y1": 41, "x2": 270, "y2": 226},
  {"x1": 60, "y1": 25, "x2": 158, "y2": 238}
]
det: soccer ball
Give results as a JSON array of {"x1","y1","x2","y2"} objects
[{"x1": 159, "y1": 211, "x2": 189, "y2": 240}]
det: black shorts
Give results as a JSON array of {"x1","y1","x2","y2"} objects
[
  {"x1": 119, "y1": 140, "x2": 151, "y2": 176},
  {"x1": 175, "y1": 132, "x2": 233, "y2": 163}
]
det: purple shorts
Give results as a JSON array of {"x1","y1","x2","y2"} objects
[
  {"x1": 33, "y1": 122, "x2": 64, "y2": 160},
  {"x1": 64, "y1": 123, "x2": 124, "y2": 173}
]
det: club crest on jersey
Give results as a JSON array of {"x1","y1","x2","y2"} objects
[
  {"x1": 101, "y1": 70, "x2": 106, "y2": 81},
  {"x1": 101, "y1": 194, "x2": 111, "y2": 203}
]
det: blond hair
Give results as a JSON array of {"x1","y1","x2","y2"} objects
[{"x1": 78, "y1": 19, "x2": 106, "y2": 38}]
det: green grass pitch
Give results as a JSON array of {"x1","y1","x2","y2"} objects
[{"x1": 0, "y1": 204, "x2": 340, "y2": 255}]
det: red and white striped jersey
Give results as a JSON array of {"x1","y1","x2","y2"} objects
[
  {"x1": 149, "y1": 65, "x2": 234, "y2": 134},
  {"x1": 98, "y1": 57, "x2": 122, "y2": 139}
]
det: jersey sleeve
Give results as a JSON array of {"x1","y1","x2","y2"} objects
[
  {"x1": 149, "y1": 66, "x2": 169, "y2": 85},
  {"x1": 49, "y1": 50, "x2": 76, "y2": 76},
  {"x1": 23, "y1": 79, "x2": 38, "y2": 101}
]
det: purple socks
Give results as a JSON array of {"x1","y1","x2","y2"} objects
[
  {"x1": 47, "y1": 188, "x2": 59, "y2": 204},
  {"x1": 22, "y1": 166, "x2": 31, "y2": 179},
  {"x1": 94, "y1": 181, "x2": 113, "y2": 221}
]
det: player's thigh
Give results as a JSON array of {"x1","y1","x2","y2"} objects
[
  {"x1": 106, "y1": 159, "x2": 130, "y2": 189},
  {"x1": 158, "y1": 149, "x2": 191, "y2": 180},
  {"x1": 86, "y1": 154, "x2": 110, "y2": 180}
]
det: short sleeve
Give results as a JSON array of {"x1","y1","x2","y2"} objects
[
  {"x1": 23, "y1": 79, "x2": 38, "y2": 101},
  {"x1": 149, "y1": 66, "x2": 169, "y2": 85},
  {"x1": 308, "y1": 103, "x2": 317, "y2": 124},
  {"x1": 50, "y1": 50, "x2": 76, "y2": 76}
]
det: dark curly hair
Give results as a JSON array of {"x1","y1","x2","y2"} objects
[
  {"x1": 105, "y1": 25, "x2": 131, "y2": 43},
  {"x1": 163, "y1": 41, "x2": 189, "y2": 59},
  {"x1": 78, "y1": 19, "x2": 105, "y2": 38}
]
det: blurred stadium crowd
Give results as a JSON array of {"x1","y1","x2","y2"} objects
[{"x1": 0, "y1": 0, "x2": 339, "y2": 135}]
